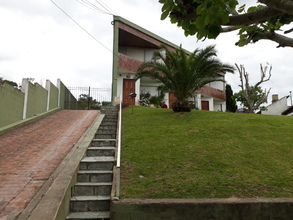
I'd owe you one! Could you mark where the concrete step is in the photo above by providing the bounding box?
[70,196,110,212]
[100,121,117,126]
[95,134,116,139]
[101,111,118,115]
[101,107,118,113]
[102,117,118,122]
[99,125,117,130]
[91,139,116,147]
[77,170,113,183]
[101,108,118,113]
[66,211,110,220]
[101,112,118,116]
[87,147,115,157]
[80,157,115,171]
[96,129,116,135]
[104,114,118,119]
[73,182,112,196]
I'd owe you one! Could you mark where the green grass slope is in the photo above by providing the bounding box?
[120,106,293,199]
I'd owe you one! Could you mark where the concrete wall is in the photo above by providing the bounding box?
[209,76,225,91]
[111,198,293,220]
[46,80,59,110]
[57,79,79,110]
[119,46,155,62]
[262,96,288,115]
[0,82,24,127]
[0,79,79,128]
[23,80,48,119]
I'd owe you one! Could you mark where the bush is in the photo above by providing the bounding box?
[171,101,191,112]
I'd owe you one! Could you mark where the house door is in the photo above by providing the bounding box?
[169,92,177,108]
[123,79,135,105]
[201,101,209,111]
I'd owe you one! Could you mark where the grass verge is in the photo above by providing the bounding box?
[120,106,293,199]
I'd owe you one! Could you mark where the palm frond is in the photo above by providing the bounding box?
[135,44,234,111]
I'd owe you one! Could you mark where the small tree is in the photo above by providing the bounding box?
[78,94,99,110]
[226,84,237,112]
[136,45,235,112]
[0,77,18,87]
[233,63,272,113]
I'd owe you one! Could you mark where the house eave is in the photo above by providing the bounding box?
[282,106,293,115]
[113,16,191,54]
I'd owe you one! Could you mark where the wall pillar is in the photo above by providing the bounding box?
[21,79,29,120]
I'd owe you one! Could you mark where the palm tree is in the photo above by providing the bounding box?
[135,45,235,112]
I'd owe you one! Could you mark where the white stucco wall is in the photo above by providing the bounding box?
[140,86,159,97]
[214,102,226,112]
[262,96,288,115]
[209,80,225,91]
[120,46,156,62]
[117,76,123,99]
[116,73,139,103]
[199,97,214,111]
[145,49,155,62]
[127,48,145,61]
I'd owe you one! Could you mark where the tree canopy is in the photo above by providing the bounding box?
[0,77,18,87]
[226,84,237,112]
[159,0,293,48]
[135,45,235,112]
[233,63,271,113]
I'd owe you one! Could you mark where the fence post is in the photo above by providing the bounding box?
[21,79,29,120]
[46,80,50,111]
[88,86,90,110]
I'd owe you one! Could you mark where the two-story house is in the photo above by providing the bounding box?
[111,16,226,111]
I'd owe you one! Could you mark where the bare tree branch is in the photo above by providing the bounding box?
[235,63,272,113]
[164,1,293,47]
[255,63,272,87]
[170,5,282,26]
[235,64,253,112]
[230,9,239,16]
[259,0,293,15]
[227,7,283,26]
[251,30,293,48]
[222,26,240,32]
[284,28,293,34]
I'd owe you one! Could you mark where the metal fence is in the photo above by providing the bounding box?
[68,87,112,109]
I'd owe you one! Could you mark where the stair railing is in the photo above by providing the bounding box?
[114,95,122,198]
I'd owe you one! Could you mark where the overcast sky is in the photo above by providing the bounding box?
[0,0,292,104]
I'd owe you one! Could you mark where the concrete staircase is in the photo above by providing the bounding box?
[66,107,118,220]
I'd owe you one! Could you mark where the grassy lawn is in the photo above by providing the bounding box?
[120,106,293,199]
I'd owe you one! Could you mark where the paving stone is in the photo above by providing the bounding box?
[0,110,100,219]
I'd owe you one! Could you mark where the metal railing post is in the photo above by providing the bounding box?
[116,95,122,198]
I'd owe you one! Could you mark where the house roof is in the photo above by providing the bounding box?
[282,105,293,115]
[113,16,188,52]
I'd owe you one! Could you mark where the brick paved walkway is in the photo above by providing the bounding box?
[0,110,100,220]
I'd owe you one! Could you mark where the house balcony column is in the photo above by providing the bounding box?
[135,78,141,105]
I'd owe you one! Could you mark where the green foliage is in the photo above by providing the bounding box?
[139,87,167,107]
[233,86,268,112]
[136,45,234,112]
[160,0,237,39]
[171,100,191,112]
[0,77,18,87]
[149,96,162,106]
[121,106,293,198]
[102,101,111,106]
[78,94,100,109]
[225,84,237,112]
[159,0,293,47]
